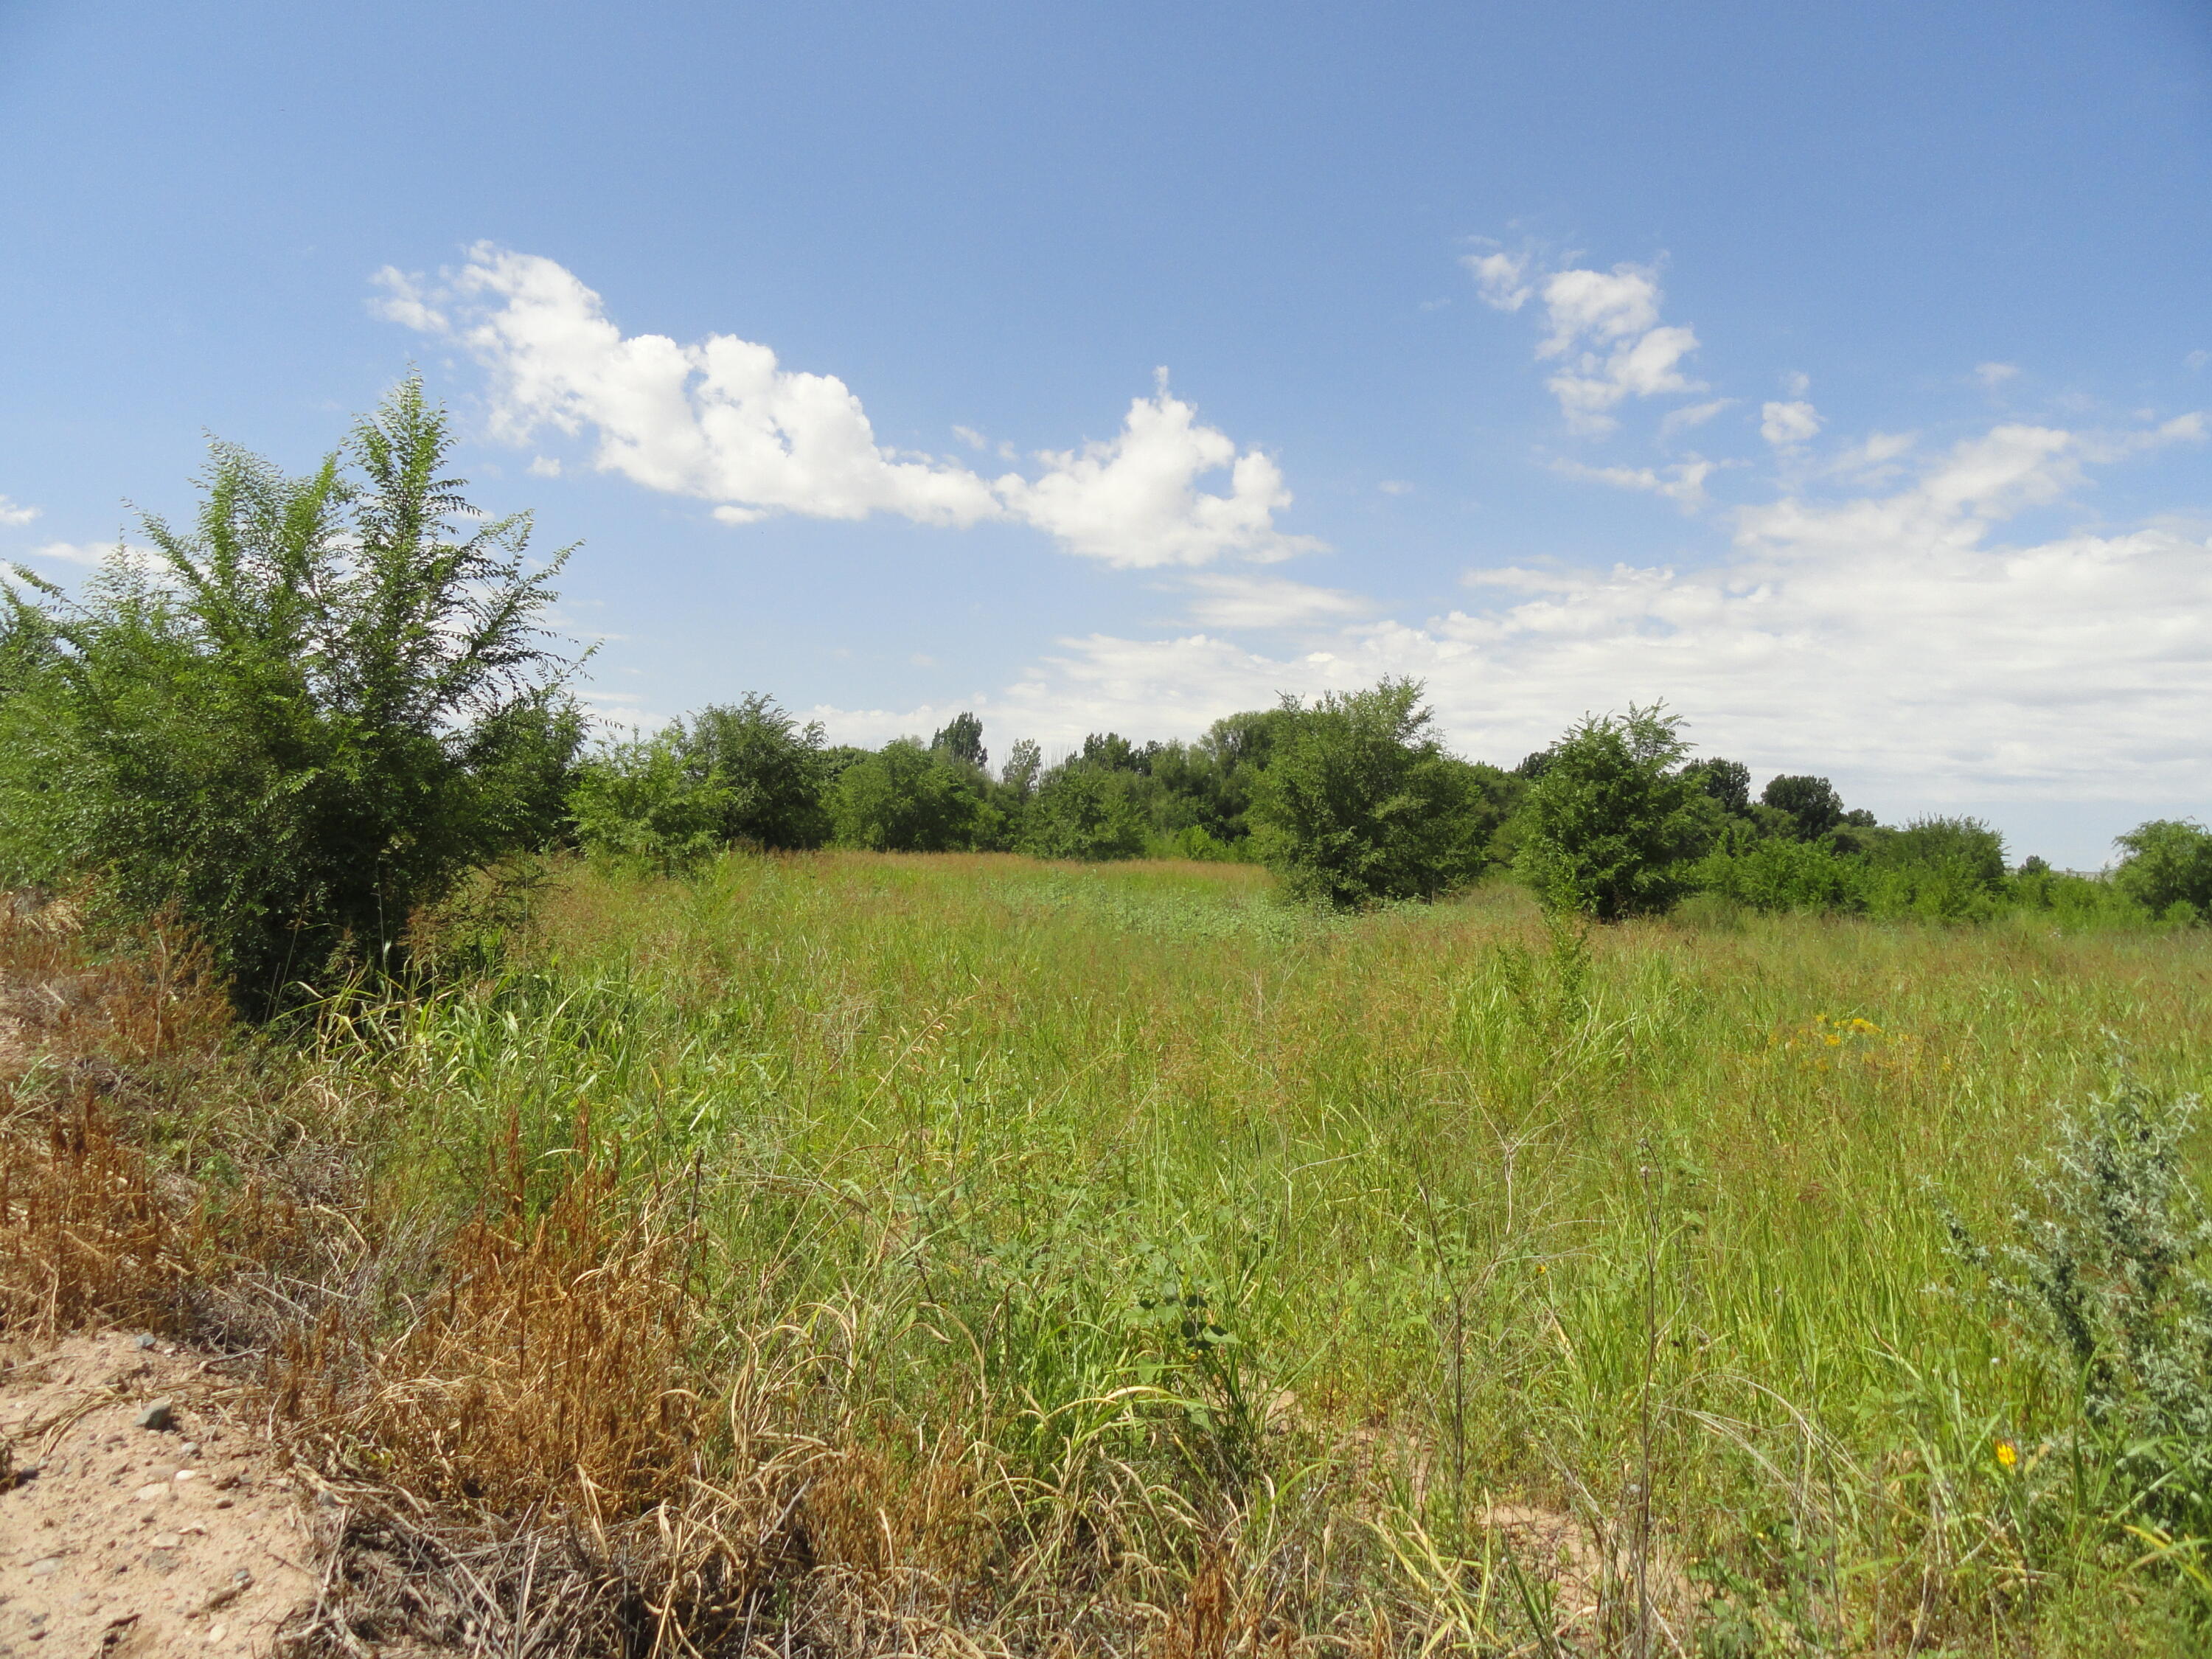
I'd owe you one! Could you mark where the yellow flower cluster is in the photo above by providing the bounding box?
[1766,1012,1920,1077]
[1814,1012,1883,1046]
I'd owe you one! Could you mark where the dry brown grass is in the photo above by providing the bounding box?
[280,1129,706,1516]
[0,1093,198,1338]
[0,896,237,1339]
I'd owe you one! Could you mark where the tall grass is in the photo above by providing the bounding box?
[305,850,2208,1652]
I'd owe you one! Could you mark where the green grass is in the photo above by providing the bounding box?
[334,850,2212,1652]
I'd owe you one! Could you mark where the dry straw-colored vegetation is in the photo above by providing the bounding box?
[5,854,2211,1657]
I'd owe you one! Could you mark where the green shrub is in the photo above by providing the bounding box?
[1248,678,1495,908]
[1514,703,1711,919]
[0,378,572,1015]
[570,733,732,873]
[1863,815,2008,920]
[2114,820,2212,924]
[1695,833,1865,914]
[1020,762,1148,861]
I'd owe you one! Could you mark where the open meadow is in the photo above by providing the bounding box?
[17,849,2187,1655]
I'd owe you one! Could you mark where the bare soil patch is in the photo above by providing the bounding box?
[0,1333,312,1659]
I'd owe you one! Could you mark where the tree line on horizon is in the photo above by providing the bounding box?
[4,380,2207,1018]
[561,685,2209,925]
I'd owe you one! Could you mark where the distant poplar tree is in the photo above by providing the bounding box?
[930,711,987,771]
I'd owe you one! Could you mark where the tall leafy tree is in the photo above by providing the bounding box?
[0,377,574,1014]
[1761,773,1846,841]
[1683,757,1751,815]
[999,738,1043,801]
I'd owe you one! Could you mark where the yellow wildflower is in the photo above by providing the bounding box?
[1994,1439,2018,1469]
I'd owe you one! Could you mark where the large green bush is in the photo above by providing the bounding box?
[1694,832,1864,914]
[679,695,832,849]
[1248,678,1496,908]
[1019,762,1149,861]
[570,732,733,873]
[1514,704,1711,919]
[0,378,574,1015]
[829,739,994,852]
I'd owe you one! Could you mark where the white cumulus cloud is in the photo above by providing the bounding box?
[1473,259,1703,435]
[813,414,2212,814]
[375,248,1313,568]
[0,495,38,528]
[1760,400,1823,447]
[995,372,1320,568]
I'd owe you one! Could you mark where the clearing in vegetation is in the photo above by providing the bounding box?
[6,853,2212,1658]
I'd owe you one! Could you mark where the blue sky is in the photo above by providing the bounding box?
[3,0,2208,866]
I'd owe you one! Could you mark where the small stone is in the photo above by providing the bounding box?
[173,1470,196,1483]
[205,1624,226,1644]
[212,1500,232,1510]
[179,1442,199,1458]
[27,1559,60,1577]
[133,1335,155,1352]
[133,1402,173,1433]
[148,1534,180,1550]
[134,1484,167,1502]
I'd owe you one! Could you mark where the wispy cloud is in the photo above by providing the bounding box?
[16,540,164,574]
[1178,572,1371,629]
[0,495,39,528]
[1551,458,1716,509]
[1658,399,1732,441]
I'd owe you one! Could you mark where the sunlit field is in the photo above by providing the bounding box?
[288,851,2210,1654]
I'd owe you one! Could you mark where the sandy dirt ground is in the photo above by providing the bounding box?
[0,1333,314,1659]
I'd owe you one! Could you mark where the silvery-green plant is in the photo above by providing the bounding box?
[1947,1079,2212,1528]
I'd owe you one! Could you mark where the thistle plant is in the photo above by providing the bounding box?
[1946,1077,2212,1531]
